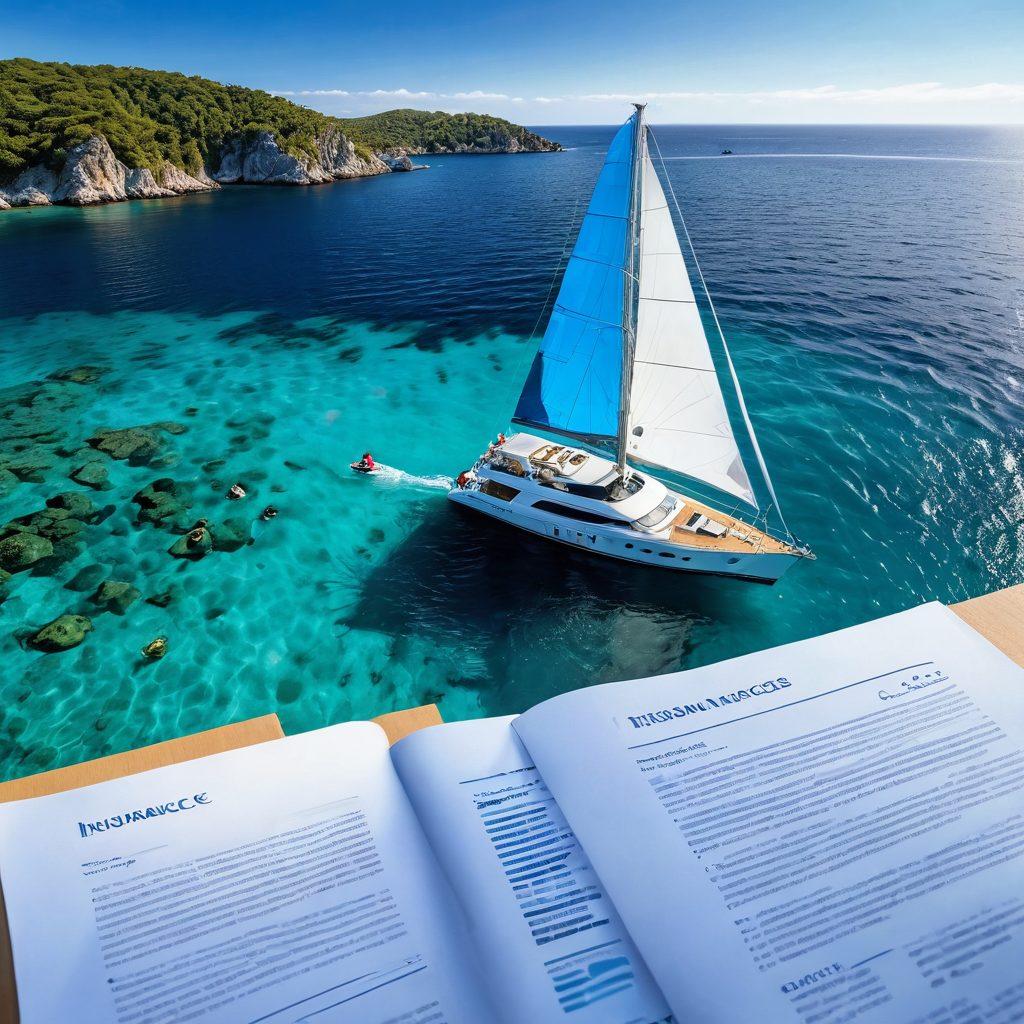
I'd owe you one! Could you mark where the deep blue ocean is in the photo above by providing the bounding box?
[1,124,1022,780]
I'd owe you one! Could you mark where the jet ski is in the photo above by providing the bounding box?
[350,453,378,474]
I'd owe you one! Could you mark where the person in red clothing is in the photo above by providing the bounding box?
[357,451,375,471]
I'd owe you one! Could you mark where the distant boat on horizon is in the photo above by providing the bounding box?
[449,105,813,584]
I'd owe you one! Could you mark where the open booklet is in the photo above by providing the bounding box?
[1,601,1023,1023]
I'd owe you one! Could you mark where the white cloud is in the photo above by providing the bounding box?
[277,81,1024,106]
[364,88,437,99]
[272,80,1024,124]
[450,90,510,101]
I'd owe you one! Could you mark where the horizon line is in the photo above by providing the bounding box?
[520,120,1024,127]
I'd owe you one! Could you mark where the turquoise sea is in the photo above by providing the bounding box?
[1,125,1023,780]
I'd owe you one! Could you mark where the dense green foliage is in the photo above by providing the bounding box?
[337,108,556,153]
[0,59,330,177]
[0,59,555,180]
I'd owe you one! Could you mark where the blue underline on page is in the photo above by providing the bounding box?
[248,965,426,1023]
[627,661,935,750]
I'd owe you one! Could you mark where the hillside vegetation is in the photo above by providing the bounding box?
[0,59,556,180]
[337,108,552,153]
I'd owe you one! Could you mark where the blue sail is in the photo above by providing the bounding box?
[513,115,635,442]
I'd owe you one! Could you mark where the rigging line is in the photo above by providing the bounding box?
[648,126,793,541]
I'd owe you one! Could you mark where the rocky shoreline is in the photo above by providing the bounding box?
[0,127,559,210]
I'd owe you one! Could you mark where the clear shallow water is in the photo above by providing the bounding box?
[0,125,1022,779]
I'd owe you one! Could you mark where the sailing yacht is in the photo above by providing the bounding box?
[449,105,812,583]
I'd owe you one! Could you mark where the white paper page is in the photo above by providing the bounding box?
[0,722,494,1024]
[515,603,1024,1024]
[392,715,670,1024]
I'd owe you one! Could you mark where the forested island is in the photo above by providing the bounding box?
[0,59,560,209]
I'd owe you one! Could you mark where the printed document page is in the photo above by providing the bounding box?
[0,722,494,1024]
[515,603,1024,1024]
[392,715,670,1024]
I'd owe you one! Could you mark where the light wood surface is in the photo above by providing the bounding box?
[0,586,1019,1023]
[668,494,798,555]
[950,583,1024,667]
[373,704,443,744]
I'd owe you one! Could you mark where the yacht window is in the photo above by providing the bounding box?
[635,496,677,529]
[481,479,520,502]
[532,501,619,526]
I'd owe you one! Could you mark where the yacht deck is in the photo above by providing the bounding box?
[668,496,798,555]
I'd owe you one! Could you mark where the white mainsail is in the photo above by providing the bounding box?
[625,150,756,506]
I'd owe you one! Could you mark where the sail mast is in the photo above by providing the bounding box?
[615,103,645,479]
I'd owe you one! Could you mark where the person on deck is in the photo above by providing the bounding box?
[358,452,375,471]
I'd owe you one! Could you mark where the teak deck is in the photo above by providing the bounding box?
[668,494,798,555]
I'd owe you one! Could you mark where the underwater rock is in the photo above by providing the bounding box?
[150,420,188,436]
[48,366,105,385]
[132,478,195,530]
[169,525,213,560]
[142,636,168,659]
[90,580,141,615]
[0,569,11,603]
[3,498,97,551]
[210,516,252,552]
[45,491,97,520]
[55,443,87,458]
[65,563,108,593]
[3,446,57,483]
[31,514,83,542]
[0,379,82,457]
[70,460,110,489]
[87,426,163,465]
[0,468,17,498]
[34,537,85,576]
[0,532,53,573]
[28,614,93,653]
[145,586,179,608]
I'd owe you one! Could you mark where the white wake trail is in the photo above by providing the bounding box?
[367,465,453,490]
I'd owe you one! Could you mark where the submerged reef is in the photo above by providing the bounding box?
[0,364,272,656]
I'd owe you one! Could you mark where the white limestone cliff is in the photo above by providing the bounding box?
[0,137,215,208]
[212,130,388,185]
[0,125,556,210]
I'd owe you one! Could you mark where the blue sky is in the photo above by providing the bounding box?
[6,0,1024,123]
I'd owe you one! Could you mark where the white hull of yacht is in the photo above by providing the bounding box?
[450,489,796,583]
[448,435,805,584]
